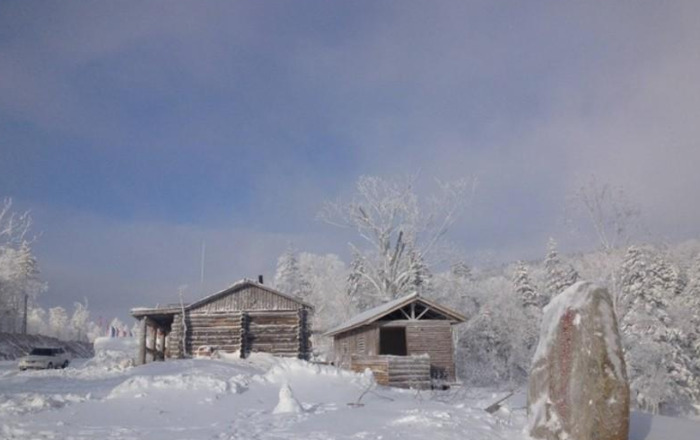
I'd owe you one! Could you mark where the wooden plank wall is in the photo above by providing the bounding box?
[351,355,431,389]
[405,321,455,381]
[194,286,306,313]
[333,326,379,369]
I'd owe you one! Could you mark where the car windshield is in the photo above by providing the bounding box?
[28,348,55,356]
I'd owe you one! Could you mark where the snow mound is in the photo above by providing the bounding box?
[86,337,137,371]
[259,355,372,388]
[109,372,245,398]
[108,361,251,399]
[273,383,304,414]
[0,393,89,416]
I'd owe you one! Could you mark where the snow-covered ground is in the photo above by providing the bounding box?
[0,351,698,440]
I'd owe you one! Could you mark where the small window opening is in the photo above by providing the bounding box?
[379,327,407,355]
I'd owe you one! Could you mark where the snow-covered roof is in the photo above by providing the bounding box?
[130,278,313,317]
[324,292,465,337]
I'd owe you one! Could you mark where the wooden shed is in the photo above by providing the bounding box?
[130,279,313,364]
[325,293,465,388]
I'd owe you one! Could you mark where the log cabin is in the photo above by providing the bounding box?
[130,278,313,364]
[325,293,465,388]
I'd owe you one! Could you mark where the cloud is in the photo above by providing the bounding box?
[2,1,700,317]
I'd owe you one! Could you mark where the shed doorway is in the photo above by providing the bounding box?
[379,327,407,355]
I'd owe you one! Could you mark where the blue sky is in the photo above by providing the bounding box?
[2,1,700,320]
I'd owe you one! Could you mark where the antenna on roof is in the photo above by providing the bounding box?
[200,240,206,295]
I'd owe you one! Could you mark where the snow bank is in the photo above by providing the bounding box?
[108,360,251,400]
[85,337,137,370]
[3,349,699,440]
[0,393,89,416]
[257,354,372,388]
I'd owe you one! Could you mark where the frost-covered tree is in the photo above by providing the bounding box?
[345,251,373,312]
[512,261,543,309]
[297,253,350,331]
[70,300,90,342]
[26,305,48,335]
[450,261,473,281]
[407,249,432,294]
[618,246,697,413]
[48,306,69,340]
[274,245,311,302]
[108,317,130,337]
[319,174,474,305]
[0,199,45,333]
[670,255,700,403]
[567,175,642,253]
[456,276,538,386]
[86,320,103,342]
[544,238,579,298]
[679,256,700,329]
[429,262,479,318]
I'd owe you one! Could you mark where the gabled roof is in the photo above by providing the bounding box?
[324,292,465,337]
[186,278,314,311]
[131,278,313,318]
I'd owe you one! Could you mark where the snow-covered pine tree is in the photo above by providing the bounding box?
[346,251,373,311]
[274,245,310,302]
[543,238,579,298]
[512,261,542,309]
[407,249,431,294]
[449,261,477,312]
[681,255,700,329]
[15,241,45,333]
[617,246,698,413]
[457,275,539,386]
[450,261,473,281]
[673,255,700,402]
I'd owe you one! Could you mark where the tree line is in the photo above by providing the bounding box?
[273,175,700,417]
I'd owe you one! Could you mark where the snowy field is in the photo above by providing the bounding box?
[0,353,698,440]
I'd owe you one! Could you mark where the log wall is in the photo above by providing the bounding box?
[167,309,311,360]
[244,310,310,359]
[168,312,244,358]
[351,354,431,389]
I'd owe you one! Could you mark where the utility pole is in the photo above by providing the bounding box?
[22,293,28,334]
[200,240,206,295]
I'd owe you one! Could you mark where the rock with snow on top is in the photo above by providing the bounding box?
[527,281,629,440]
[273,383,303,414]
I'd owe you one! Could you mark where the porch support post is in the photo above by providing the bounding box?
[138,317,147,365]
[148,322,157,362]
[156,328,165,361]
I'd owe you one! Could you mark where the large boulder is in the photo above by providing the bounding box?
[527,281,629,440]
